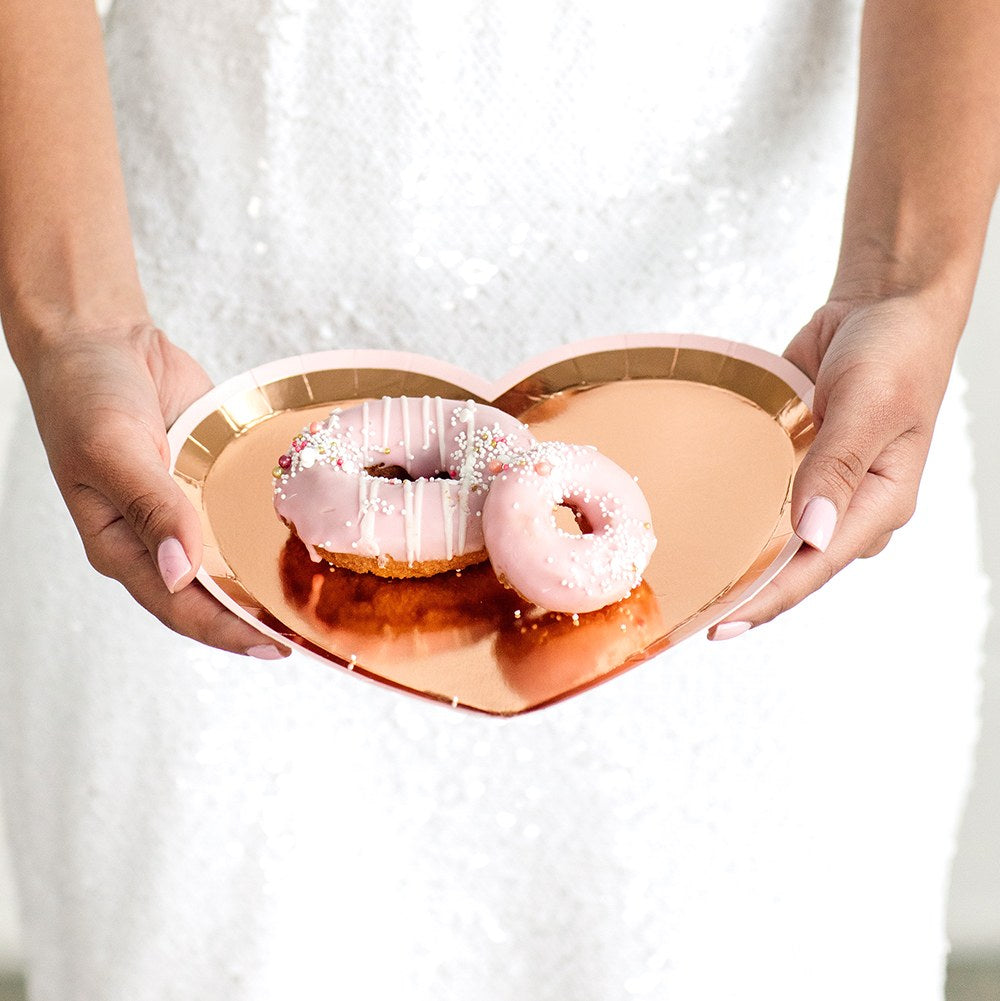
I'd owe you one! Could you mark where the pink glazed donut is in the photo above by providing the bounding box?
[481,441,657,614]
[273,396,536,577]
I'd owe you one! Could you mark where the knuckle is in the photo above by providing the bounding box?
[769,585,795,624]
[767,550,838,623]
[818,446,868,496]
[123,489,168,540]
[157,585,256,655]
[78,520,134,583]
[860,532,893,559]
[869,479,916,533]
[83,541,115,579]
[812,551,838,590]
[748,583,782,627]
[891,493,917,529]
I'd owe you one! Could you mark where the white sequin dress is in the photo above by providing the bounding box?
[0,2,987,999]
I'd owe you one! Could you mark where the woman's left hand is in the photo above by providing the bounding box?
[708,291,960,639]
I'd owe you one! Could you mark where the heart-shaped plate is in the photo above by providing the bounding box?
[168,334,814,715]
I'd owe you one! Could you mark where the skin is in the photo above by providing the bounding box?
[0,0,282,657]
[712,0,1000,635]
[1,0,998,655]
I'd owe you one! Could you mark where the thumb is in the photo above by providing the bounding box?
[79,421,203,594]
[790,382,886,553]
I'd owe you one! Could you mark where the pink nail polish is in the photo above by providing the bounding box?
[709,620,751,641]
[157,537,192,593]
[796,496,837,552]
[247,644,286,660]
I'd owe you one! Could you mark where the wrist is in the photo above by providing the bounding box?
[4,310,156,393]
[828,247,980,341]
[0,237,149,375]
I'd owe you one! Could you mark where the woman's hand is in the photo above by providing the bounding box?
[21,323,290,659]
[1,4,286,657]
[708,292,958,639]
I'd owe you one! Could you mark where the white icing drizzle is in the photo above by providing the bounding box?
[361,400,370,457]
[402,479,416,564]
[414,478,425,562]
[441,489,454,560]
[422,396,432,451]
[456,402,476,554]
[401,395,412,460]
[381,396,392,450]
[435,397,447,469]
[356,474,367,552]
[359,476,381,555]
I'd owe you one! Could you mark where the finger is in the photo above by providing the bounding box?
[85,506,290,658]
[782,306,841,381]
[715,544,837,635]
[707,534,843,641]
[706,473,902,637]
[788,376,913,554]
[859,531,893,559]
[69,413,205,594]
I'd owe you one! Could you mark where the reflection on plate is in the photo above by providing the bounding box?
[167,334,815,715]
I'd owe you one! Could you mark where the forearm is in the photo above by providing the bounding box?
[835,0,1000,322]
[0,0,148,376]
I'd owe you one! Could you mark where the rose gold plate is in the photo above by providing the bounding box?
[168,334,814,716]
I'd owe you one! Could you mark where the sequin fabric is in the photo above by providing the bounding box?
[0,2,987,999]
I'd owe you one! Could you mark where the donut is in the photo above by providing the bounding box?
[272,396,536,577]
[481,441,657,613]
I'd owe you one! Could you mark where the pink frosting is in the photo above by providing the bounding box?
[481,441,657,613]
[273,396,535,565]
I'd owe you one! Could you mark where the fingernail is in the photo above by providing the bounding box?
[708,621,751,641]
[157,537,192,593]
[247,644,287,660]
[796,496,838,552]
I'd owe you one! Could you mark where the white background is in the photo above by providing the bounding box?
[1,221,999,966]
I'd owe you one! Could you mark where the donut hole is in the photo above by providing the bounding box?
[552,502,594,536]
[366,463,412,481]
[365,463,452,482]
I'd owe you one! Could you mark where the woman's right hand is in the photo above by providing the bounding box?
[20,322,290,660]
[1,3,284,657]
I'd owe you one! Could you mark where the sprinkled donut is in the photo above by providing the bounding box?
[481,441,657,614]
[273,396,536,577]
